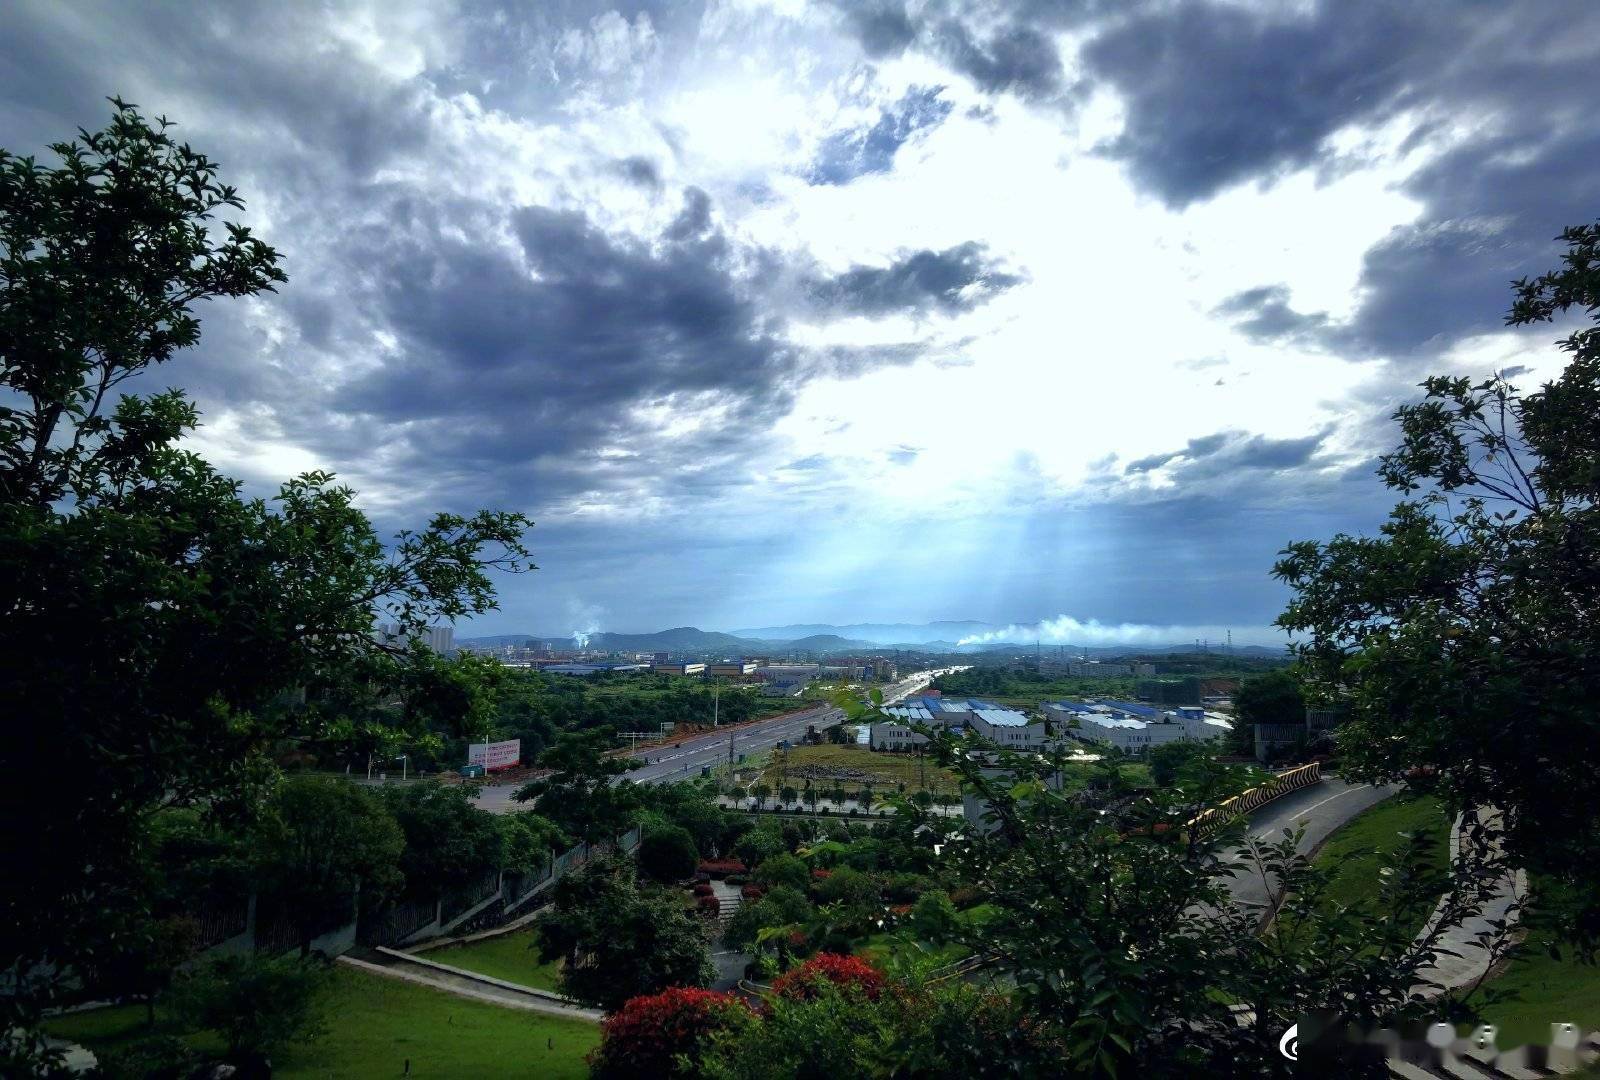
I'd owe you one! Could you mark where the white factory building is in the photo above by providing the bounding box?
[869,697,1048,751]
[1042,700,1232,753]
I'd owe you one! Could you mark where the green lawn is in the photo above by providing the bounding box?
[46,965,598,1079]
[1311,791,1450,937]
[422,928,563,992]
[1468,884,1600,1048]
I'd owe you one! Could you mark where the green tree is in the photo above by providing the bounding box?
[535,855,715,1012]
[516,730,642,844]
[754,853,810,893]
[1276,221,1600,949]
[380,782,506,891]
[638,822,700,883]
[168,953,330,1063]
[915,734,1465,1077]
[1232,670,1305,735]
[254,778,403,955]
[749,783,772,811]
[499,810,566,876]
[1147,741,1207,787]
[734,824,784,869]
[96,915,200,1027]
[0,103,531,1057]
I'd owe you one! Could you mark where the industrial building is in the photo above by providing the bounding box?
[706,660,759,677]
[1043,700,1187,753]
[544,662,650,676]
[652,661,706,676]
[869,698,1045,750]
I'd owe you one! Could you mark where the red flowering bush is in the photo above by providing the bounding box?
[696,894,722,915]
[692,882,714,897]
[697,858,747,878]
[810,868,832,880]
[740,883,764,900]
[590,987,754,1078]
[770,952,885,1002]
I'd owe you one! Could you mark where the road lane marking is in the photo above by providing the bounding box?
[1251,783,1377,838]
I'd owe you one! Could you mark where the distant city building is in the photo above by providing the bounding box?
[374,623,455,653]
[706,661,759,677]
[652,661,706,676]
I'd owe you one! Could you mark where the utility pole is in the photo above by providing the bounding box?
[712,679,720,728]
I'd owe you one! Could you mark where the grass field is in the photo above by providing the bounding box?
[1310,791,1450,939]
[422,928,563,991]
[46,965,598,1078]
[1468,880,1600,1048]
[759,743,960,796]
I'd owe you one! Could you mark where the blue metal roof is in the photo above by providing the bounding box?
[1048,700,1098,713]
[1101,700,1159,718]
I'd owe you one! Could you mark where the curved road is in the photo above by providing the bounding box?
[1221,776,1397,915]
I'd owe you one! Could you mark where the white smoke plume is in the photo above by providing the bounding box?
[567,600,603,650]
[956,615,1252,649]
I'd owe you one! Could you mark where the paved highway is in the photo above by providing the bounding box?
[474,668,955,812]
[1221,776,1396,916]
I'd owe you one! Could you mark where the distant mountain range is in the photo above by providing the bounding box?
[457,622,1285,658]
[730,621,995,645]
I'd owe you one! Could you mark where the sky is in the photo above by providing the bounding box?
[4,1,1597,644]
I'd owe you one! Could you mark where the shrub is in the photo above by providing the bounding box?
[692,882,715,897]
[638,823,699,884]
[698,858,747,878]
[590,987,754,1079]
[770,952,884,1002]
[740,883,764,900]
[697,894,722,915]
[753,854,810,893]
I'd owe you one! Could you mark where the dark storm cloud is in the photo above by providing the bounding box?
[1075,0,1600,356]
[1213,286,1338,348]
[342,194,793,472]
[613,155,662,189]
[809,242,1022,317]
[930,20,1064,101]
[1125,431,1327,477]
[808,86,952,186]
[841,3,918,58]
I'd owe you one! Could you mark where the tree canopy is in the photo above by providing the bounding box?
[0,101,532,1063]
[1276,221,1600,948]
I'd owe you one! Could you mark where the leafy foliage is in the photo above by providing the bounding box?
[638,823,700,884]
[590,987,755,1079]
[0,102,532,1056]
[166,953,330,1059]
[535,855,715,1012]
[516,730,643,844]
[253,778,403,954]
[1276,221,1600,949]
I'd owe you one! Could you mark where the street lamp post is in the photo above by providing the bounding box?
[395,755,409,782]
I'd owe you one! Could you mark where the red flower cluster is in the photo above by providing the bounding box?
[591,987,752,1079]
[770,952,885,1002]
[810,868,832,880]
[740,883,765,900]
[698,858,747,877]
